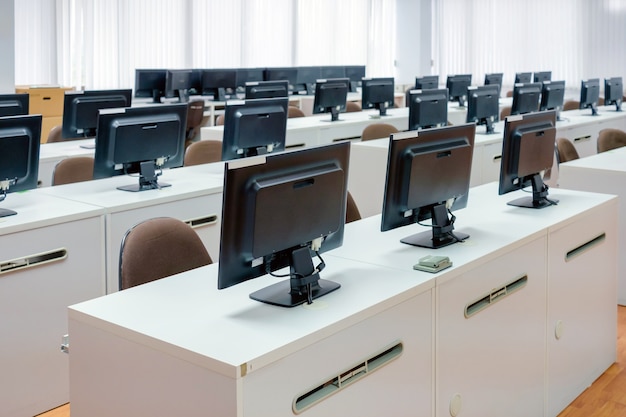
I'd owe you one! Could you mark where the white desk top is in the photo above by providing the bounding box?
[69,255,433,379]
[559,145,626,172]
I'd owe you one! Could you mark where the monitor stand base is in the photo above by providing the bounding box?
[0,208,17,218]
[250,279,340,308]
[401,230,469,249]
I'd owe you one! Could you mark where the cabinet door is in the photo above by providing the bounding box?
[242,291,433,417]
[437,237,547,417]
[546,201,618,416]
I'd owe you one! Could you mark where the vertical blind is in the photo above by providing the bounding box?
[14,0,394,90]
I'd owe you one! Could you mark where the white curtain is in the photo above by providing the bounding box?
[14,0,395,89]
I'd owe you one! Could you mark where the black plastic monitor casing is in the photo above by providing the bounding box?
[539,80,566,119]
[320,66,346,80]
[511,82,542,115]
[0,94,29,117]
[381,124,475,249]
[498,110,557,208]
[407,88,449,130]
[514,72,532,84]
[264,67,299,94]
[604,77,623,112]
[0,114,41,217]
[93,104,187,191]
[466,85,500,134]
[236,68,265,90]
[164,69,193,102]
[244,80,289,100]
[344,65,366,92]
[134,69,167,100]
[221,97,288,161]
[295,66,321,95]
[446,74,472,107]
[312,78,350,122]
[62,89,132,139]
[201,69,238,101]
[217,141,350,307]
[361,77,395,116]
[533,71,552,84]
[415,75,439,90]
[484,73,503,96]
[579,78,601,116]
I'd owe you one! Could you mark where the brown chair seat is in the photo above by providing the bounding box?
[184,140,222,166]
[556,138,580,163]
[361,123,399,141]
[346,191,361,223]
[597,128,626,153]
[52,156,94,186]
[288,106,306,118]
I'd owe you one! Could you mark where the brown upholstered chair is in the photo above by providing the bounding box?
[361,123,399,141]
[345,101,362,113]
[555,138,580,164]
[51,156,94,186]
[562,100,580,111]
[288,106,306,118]
[119,217,213,290]
[500,106,512,121]
[597,128,626,153]
[186,99,205,143]
[505,90,513,98]
[346,191,361,223]
[46,125,66,143]
[215,114,225,126]
[184,140,222,166]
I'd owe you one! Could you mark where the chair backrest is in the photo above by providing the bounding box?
[346,191,361,223]
[597,128,626,153]
[52,156,94,186]
[186,100,205,140]
[500,106,512,121]
[361,122,399,141]
[346,101,362,113]
[215,114,225,126]
[288,106,306,118]
[556,138,580,163]
[563,100,580,111]
[184,140,222,166]
[46,125,64,143]
[119,217,213,290]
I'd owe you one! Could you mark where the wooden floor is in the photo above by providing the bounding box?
[38,306,626,417]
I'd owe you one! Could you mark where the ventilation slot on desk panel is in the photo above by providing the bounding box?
[185,215,218,229]
[292,342,403,414]
[566,233,605,262]
[0,248,68,275]
[465,275,528,318]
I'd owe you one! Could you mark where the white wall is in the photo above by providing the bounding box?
[394,0,432,86]
[0,0,14,92]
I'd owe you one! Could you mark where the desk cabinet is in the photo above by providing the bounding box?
[437,237,547,417]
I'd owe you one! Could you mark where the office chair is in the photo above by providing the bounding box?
[184,140,222,166]
[186,99,205,145]
[215,114,225,126]
[597,128,626,153]
[46,125,64,143]
[555,138,580,164]
[562,100,580,111]
[346,191,361,223]
[288,106,306,118]
[119,217,213,290]
[51,156,94,186]
[500,106,512,121]
[345,101,362,112]
[361,122,399,141]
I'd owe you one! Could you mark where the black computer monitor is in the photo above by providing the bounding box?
[498,110,557,208]
[93,104,187,191]
[61,89,132,139]
[511,82,542,115]
[446,74,472,107]
[344,65,366,92]
[295,66,321,95]
[539,80,565,120]
[484,73,503,96]
[189,69,203,96]
[320,66,346,79]
[0,115,41,217]
[415,75,439,90]
[579,78,600,116]
[407,88,449,130]
[244,80,289,99]
[515,72,532,84]
[217,141,350,307]
[0,94,29,117]
[236,68,265,90]
[361,77,395,116]
[466,85,500,134]
[533,71,552,83]
[201,69,238,101]
[134,69,167,102]
[312,78,349,122]
[604,77,623,112]
[221,97,288,160]
[381,124,475,249]
[264,67,298,94]
[164,69,193,102]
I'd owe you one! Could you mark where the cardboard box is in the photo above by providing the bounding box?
[15,85,73,117]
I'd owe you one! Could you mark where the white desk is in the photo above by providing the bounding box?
[66,184,617,417]
[40,164,225,293]
[0,191,105,417]
[558,146,626,305]
[38,138,96,187]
